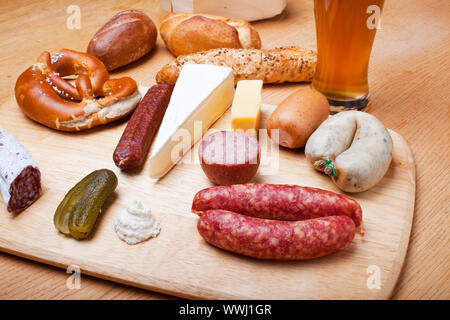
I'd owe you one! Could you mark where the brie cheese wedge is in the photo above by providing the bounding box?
[149,64,235,179]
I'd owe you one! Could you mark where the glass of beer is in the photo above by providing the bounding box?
[313,0,385,112]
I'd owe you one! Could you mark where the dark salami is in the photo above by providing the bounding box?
[192,183,362,227]
[0,128,41,213]
[197,210,355,260]
[113,84,174,170]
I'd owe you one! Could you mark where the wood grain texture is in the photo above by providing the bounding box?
[0,0,448,299]
[0,98,415,299]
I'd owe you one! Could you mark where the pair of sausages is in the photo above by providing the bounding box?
[192,184,362,260]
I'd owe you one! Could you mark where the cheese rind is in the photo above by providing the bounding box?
[231,80,263,136]
[160,0,287,22]
[149,64,235,178]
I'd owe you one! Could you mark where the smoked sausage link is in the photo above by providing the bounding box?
[198,210,356,260]
[192,184,362,227]
[113,84,174,170]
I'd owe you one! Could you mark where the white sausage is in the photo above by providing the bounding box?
[305,111,393,192]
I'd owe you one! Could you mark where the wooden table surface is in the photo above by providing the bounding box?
[0,0,448,300]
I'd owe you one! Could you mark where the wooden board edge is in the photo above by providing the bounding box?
[0,241,206,300]
[383,130,416,299]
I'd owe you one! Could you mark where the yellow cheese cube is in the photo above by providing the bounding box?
[231,80,263,136]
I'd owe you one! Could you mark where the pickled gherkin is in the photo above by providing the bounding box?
[53,169,118,240]
[53,171,98,235]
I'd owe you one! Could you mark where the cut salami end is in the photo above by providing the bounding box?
[7,165,41,213]
[0,128,42,214]
[199,131,260,185]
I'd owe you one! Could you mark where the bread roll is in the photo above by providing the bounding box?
[87,10,157,70]
[156,46,317,85]
[160,12,261,56]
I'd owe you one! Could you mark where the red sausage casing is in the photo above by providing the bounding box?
[192,184,362,227]
[113,84,174,170]
[199,131,260,185]
[198,210,356,260]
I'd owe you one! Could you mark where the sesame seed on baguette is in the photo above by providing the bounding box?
[155,46,317,85]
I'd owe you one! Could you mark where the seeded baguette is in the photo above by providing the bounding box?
[156,46,317,85]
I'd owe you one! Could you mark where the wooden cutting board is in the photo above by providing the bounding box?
[0,96,415,299]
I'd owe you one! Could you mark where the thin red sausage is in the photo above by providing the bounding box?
[192,184,362,227]
[197,210,356,260]
[113,84,174,170]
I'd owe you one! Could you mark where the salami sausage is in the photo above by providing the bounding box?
[192,183,362,227]
[113,84,174,170]
[199,131,260,185]
[197,210,355,260]
[0,128,41,213]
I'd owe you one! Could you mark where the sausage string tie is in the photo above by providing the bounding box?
[323,158,336,177]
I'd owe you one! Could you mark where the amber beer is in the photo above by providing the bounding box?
[313,0,385,111]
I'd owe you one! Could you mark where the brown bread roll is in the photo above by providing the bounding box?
[87,10,157,70]
[160,12,261,56]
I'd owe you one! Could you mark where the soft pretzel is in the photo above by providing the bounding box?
[15,49,141,131]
